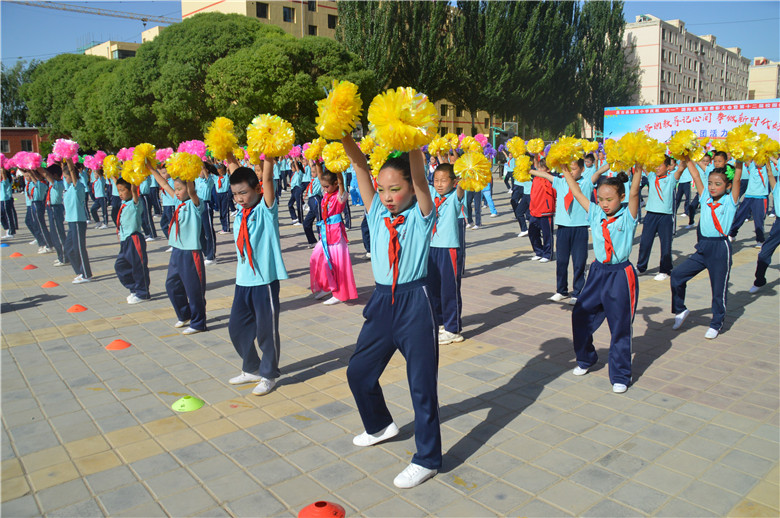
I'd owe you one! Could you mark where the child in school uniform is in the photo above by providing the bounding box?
[224,155,288,396]
[508,154,532,238]
[89,169,109,229]
[342,135,440,489]
[61,158,92,283]
[114,177,150,304]
[562,165,643,394]
[27,170,54,254]
[671,160,744,339]
[428,161,465,345]
[527,157,556,262]
[636,157,686,280]
[302,160,323,247]
[0,167,18,238]
[214,164,232,234]
[309,169,358,305]
[729,159,769,247]
[109,177,122,227]
[288,159,304,225]
[150,164,207,335]
[22,172,42,247]
[530,159,606,304]
[750,163,778,293]
[196,165,217,264]
[159,170,176,242]
[36,165,68,267]
[138,175,159,241]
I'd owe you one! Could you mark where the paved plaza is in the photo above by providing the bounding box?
[1,186,778,517]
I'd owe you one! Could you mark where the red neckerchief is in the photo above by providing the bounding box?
[46,183,53,206]
[707,201,726,235]
[655,174,665,201]
[218,176,223,189]
[26,181,34,199]
[321,190,337,216]
[169,201,186,242]
[384,215,406,304]
[601,215,618,262]
[433,195,446,234]
[236,203,257,273]
[564,189,574,213]
[116,202,126,237]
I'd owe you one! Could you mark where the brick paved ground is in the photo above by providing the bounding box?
[2,186,778,517]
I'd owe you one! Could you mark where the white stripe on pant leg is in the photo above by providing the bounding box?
[719,241,731,330]
[35,206,50,247]
[269,284,280,373]
[77,223,88,277]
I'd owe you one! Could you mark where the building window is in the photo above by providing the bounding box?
[440,127,447,137]
[112,49,135,59]
[456,107,464,117]
[283,6,295,23]
[308,0,317,11]
[0,140,8,153]
[328,14,337,29]
[455,127,463,135]
[308,25,317,36]
[484,117,489,128]
[440,104,448,117]
[256,2,268,18]
[21,140,33,152]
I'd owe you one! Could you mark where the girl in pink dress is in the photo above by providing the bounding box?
[310,170,358,305]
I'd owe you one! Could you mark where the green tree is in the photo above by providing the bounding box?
[1,60,38,127]
[577,0,640,135]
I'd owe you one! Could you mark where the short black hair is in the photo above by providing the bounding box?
[116,177,131,188]
[46,164,62,179]
[576,158,585,169]
[204,163,217,176]
[320,170,339,185]
[434,163,456,180]
[584,153,595,162]
[229,167,259,188]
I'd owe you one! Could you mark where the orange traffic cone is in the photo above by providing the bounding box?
[23,264,37,270]
[67,304,87,313]
[9,252,23,258]
[298,501,345,518]
[41,281,59,288]
[105,339,131,351]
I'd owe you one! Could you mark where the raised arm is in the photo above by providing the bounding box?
[529,168,555,182]
[262,157,274,208]
[561,165,590,212]
[673,160,686,181]
[147,161,175,198]
[730,161,743,204]
[187,180,199,207]
[627,165,643,219]
[342,135,375,213]
[410,148,432,217]
[591,162,610,184]
[225,151,240,174]
[62,158,78,185]
[768,163,777,190]
[686,160,705,195]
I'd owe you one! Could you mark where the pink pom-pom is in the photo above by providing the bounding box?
[177,140,207,160]
[83,155,94,170]
[474,133,488,146]
[46,154,61,167]
[5,157,16,169]
[52,138,79,160]
[0,154,6,169]
[289,145,302,158]
[243,149,250,161]
[14,151,42,170]
[117,147,135,161]
[94,150,107,164]
[156,147,173,163]
[458,134,466,142]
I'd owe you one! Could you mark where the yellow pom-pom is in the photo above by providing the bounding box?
[232,146,245,161]
[582,140,600,154]
[667,129,706,161]
[506,137,526,158]
[166,152,202,182]
[604,138,616,155]
[368,145,392,178]
[103,155,119,179]
[635,133,667,170]
[443,133,459,150]
[247,147,262,165]
[304,137,326,161]
[247,114,296,157]
[454,152,491,192]
[754,134,780,166]
[427,136,449,156]
[546,136,584,171]
[120,159,140,185]
[367,87,438,152]
[513,155,532,182]
[359,135,376,154]
[131,143,155,182]
[725,123,760,161]
[527,138,545,155]
[322,142,351,173]
[204,117,238,160]
[711,140,728,152]
[460,136,482,154]
[315,80,363,140]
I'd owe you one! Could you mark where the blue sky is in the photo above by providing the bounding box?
[1,1,778,65]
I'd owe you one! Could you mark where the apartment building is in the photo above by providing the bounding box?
[748,57,780,100]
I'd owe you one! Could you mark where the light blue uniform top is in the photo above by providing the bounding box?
[215,175,230,193]
[309,176,322,196]
[48,180,64,205]
[588,204,638,264]
[110,178,119,197]
[429,186,462,249]
[1,179,12,202]
[78,170,90,188]
[506,158,515,172]
[273,163,281,180]
[92,174,106,198]
[744,164,769,198]
[678,166,692,183]
[644,172,677,214]
[63,182,87,222]
[699,191,737,238]
[304,165,312,181]
[24,179,33,206]
[195,176,213,201]
[368,193,434,285]
[584,164,597,179]
[741,160,752,180]
[553,176,592,226]
[118,200,142,241]
[32,180,48,202]
[773,181,780,207]
[290,170,302,190]
[161,178,177,207]
[138,175,152,196]
[168,199,204,250]
[233,200,288,286]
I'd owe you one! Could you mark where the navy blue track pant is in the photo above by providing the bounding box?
[1,199,18,234]
[140,194,157,238]
[303,195,322,245]
[25,205,42,244]
[31,200,53,248]
[427,247,463,333]
[90,197,108,225]
[160,206,174,239]
[110,195,122,226]
[674,182,691,215]
[215,192,231,232]
[166,248,207,330]
[637,212,674,274]
[755,218,780,287]
[65,222,91,278]
[47,204,67,263]
[671,236,731,331]
[573,260,638,386]
[730,197,767,243]
[555,226,588,297]
[347,279,441,470]
[361,216,370,253]
[149,186,161,215]
[199,201,216,260]
[510,185,529,232]
[287,186,303,223]
[228,282,281,380]
[528,215,553,260]
[115,232,150,298]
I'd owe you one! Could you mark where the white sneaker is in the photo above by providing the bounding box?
[672,309,690,330]
[72,274,83,283]
[539,257,550,263]
[165,247,173,252]
[439,330,464,345]
[471,225,480,230]
[572,366,589,376]
[174,320,190,328]
[293,222,302,226]
[218,230,230,235]
[127,293,134,302]
[204,259,216,265]
[438,325,444,333]
[754,243,763,249]
[323,296,341,305]
[353,422,399,447]
[531,256,541,261]
[29,240,38,245]
[291,219,298,224]
[229,372,262,385]
[518,230,528,237]
[93,224,101,230]
[654,273,669,281]
[182,327,202,335]
[364,252,371,259]
[252,377,276,395]
[465,223,473,229]
[749,285,761,294]
[98,224,108,230]
[230,210,238,218]
[612,383,628,394]
[38,246,51,254]
[72,276,91,284]
[145,236,154,242]
[549,293,567,302]
[567,297,578,305]
[52,259,66,266]
[393,463,437,489]
[490,213,498,218]
[314,290,331,300]
[127,294,144,304]
[770,213,776,218]
[704,328,719,339]
[685,224,696,229]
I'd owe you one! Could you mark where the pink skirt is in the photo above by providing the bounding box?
[310,236,358,301]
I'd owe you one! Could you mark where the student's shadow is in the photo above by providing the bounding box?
[460,286,554,340]
[631,305,680,381]
[2,294,67,313]
[721,276,780,333]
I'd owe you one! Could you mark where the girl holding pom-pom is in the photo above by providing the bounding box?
[671,160,743,340]
[341,135,440,489]
[309,169,358,305]
[560,162,643,394]
[0,166,18,238]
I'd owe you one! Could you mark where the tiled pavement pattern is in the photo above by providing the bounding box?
[2,187,778,517]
